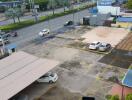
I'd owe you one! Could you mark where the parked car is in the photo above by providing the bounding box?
[98,43,111,52]
[37,72,58,83]
[64,21,74,26]
[88,41,101,50]
[9,31,18,37]
[38,29,50,36]
[0,35,9,46]
[0,32,10,38]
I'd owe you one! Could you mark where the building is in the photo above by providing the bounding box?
[97,0,121,16]
[0,1,22,8]
[116,17,132,28]
[83,13,111,26]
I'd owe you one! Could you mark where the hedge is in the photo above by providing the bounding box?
[126,94,132,100]
[0,3,95,31]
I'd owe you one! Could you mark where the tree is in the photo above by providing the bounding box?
[48,0,58,15]
[34,0,49,11]
[63,0,71,12]
[126,0,132,9]
[5,8,23,23]
[5,8,16,23]
[15,8,23,23]
[126,94,132,100]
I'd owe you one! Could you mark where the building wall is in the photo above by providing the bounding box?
[97,6,120,16]
[116,22,132,28]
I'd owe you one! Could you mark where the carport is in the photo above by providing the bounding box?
[0,51,59,100]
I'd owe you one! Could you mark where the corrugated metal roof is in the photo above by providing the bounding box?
[0,51,59,100]
[122,69,132,88]
[116,17,132,22]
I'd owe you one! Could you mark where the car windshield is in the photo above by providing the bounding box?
[90,43,95,45]
[100,45,105,47]
[41,73,55,78]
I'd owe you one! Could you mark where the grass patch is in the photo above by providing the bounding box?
[129,65,132,69]
[0,3,95,31]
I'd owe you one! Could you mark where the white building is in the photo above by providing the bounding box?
[97,0,121,16]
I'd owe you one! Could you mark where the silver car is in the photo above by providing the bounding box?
[98,43,111,51]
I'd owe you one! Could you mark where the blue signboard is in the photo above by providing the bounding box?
[98,0,113,6]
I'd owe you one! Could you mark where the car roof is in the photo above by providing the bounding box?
[101,42,108,46]
[92,41,100,44]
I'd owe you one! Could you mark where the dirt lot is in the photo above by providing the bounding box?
[17,26,129,100]
[81,26,129,47]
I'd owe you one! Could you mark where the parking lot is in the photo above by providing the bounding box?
[8,25,128,100]
[81,26,129,47]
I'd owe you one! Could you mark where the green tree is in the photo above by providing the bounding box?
[5,8,16,23]
[126,94,132,100]
[5,8,23,23]
[126,0,132,9]
[34,0,48,11]
[15,8,23,23]
[63,0,71,12]
[48,0,57,15]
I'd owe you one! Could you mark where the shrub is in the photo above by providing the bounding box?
[126,94,132,100]
[105,95,112,100]
[129,66,132,69]
[110,95,119,100]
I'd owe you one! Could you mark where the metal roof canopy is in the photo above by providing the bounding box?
[116,17,132,22]
[0,51,59,100]
[122,69,132,88]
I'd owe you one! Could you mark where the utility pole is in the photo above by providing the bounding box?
[0,31,5,55]
[30,0,38,22]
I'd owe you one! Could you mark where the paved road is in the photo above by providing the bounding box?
[8,9,90,49]
[0,1,93,26]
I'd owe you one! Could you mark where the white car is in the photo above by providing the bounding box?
[88,41,101,50]
[37,72,58,83]
[38,29,50,36]
[98,43,111,52]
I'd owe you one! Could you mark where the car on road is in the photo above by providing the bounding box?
[0,35,9,46]
[8,31,18,37]
[0,32,10,38]
[64,21,74,26]
[38,29,50,36]
[88,41,101,50]
[98,43,111,52]
[37,72,58,83]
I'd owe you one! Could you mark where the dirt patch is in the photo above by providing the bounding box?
[59,60,81,70]
[39,85,82,100]
[68,41,87,49]
[50,47,79,61]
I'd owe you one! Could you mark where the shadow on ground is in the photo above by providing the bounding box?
[99,49,132,69]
